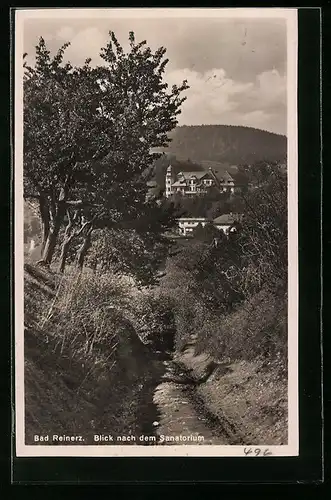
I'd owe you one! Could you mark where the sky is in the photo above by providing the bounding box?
[23,15,288,135]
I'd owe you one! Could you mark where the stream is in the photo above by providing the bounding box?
[137,355,229,446]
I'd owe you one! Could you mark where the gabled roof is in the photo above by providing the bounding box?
[213,170,234,182]
[172,180,187,187]
[213,213,241,225]
[178,171,210,180]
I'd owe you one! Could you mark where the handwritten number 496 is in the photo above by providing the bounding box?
[244,448,272,457]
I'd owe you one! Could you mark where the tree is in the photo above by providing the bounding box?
[24,40,109,264]
[192,222,220,243]
[23,32,189,267]
[94,196,178,284]
[236,162,287,296]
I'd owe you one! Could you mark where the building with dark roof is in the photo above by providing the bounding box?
[213,213,241,233]
[165,164,238,198]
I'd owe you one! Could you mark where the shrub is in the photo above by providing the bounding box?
[24,264,157,444]
[190,288,287,370]
[129,289,176,352]
[40,267,132,368]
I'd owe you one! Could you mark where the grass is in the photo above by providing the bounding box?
[193,288,287,371]
[24,262,159,445]
[159,244,288,445]
[196,358,288,445]
[23,242,288,446]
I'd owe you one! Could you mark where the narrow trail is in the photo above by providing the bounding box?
[139,357,230,446]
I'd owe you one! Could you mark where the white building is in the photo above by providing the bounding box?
[177,213,240,237]
[177,218,209,236]
[165,164,237,198]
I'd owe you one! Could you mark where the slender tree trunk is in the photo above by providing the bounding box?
[39,195,50,254]
[58,212,73,273]
[58,218,77,273]
[40,202,65,264]
[41,220,50,254]
[59,239,71,273]
[76,229,93,270]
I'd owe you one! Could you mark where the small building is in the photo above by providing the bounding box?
[213,213,241,233]
[177,217,209,236]
[176,213,242,237]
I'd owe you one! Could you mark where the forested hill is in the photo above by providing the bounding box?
[157,125,287,165]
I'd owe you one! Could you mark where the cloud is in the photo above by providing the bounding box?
[256,69,287,108]
[165,67,286,134]
[241,110,272,128]
[23,19,287,134]
[55,26,75,40]
[59,27,108,65]
[166,68,252,114]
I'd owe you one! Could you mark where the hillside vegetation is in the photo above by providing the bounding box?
[24,161,288,446]
[158,162,288,444]
[24,262,174,444]
[157,124,287,164]
[152,125,286,191]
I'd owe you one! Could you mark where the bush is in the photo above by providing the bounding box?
[195,289,287,365]
[129,289,176,352]
[169,286,287,372]
[40,267,131,367]
[24,264,158,444]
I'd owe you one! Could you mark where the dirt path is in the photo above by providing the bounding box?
[151,360,229,445]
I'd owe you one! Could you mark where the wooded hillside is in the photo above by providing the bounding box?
[162,124,287,164]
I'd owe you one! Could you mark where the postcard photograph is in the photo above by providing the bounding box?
[14,7,298,457]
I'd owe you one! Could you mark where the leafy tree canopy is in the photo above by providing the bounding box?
[23,32,189,266]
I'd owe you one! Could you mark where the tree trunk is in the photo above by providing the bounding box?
[39,195,50,254]
[58,221,76,273]
[59,239,71,273]
[76,229,92,270]
[40,203,65,264]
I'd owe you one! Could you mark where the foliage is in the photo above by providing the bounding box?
[236,162,287,296]
[83,197,178,285]
[162,162,288,365]
[24,263,160,445]
[129,289,176,351]
[192,222,221,243]
[84,227,168,287]
[156,124,287,166]
[23,32,189,266]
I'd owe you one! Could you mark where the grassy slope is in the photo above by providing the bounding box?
[174,346,287,445]
[24,253,288,446]
[24,262,159,445]
[160,244,288,446]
